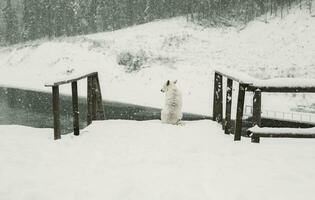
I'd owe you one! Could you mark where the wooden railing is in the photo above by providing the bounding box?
[213,70,253,141]
[45,72,105,140]
[212,68,315,143]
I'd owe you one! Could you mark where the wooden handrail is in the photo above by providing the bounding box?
[212,68,315,143]
[247,126,315,143]
[214,69,254,85]
[215,69,315,92]
[45,72,98,87]
[45,72,105,140]
[212,71,248,141]
[248,86,315,93]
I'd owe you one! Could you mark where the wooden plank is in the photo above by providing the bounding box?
[87,76,93,125]
[52,86,61,140]
[252,89,261,143]
[91,76,97,120]
[224,78,233,134]
[248,86,315,93]
[250,132,315,143]
[215,70,315,93]
[215,70,253,85]
[234,83,246,141]
[93,73,105,120]
[72,81,80,136]
[212,73,218,121]
[217,74,223,124]
[45,71,106,140]
[213,73,223,123]
[45,72,98,87]
[252,133,315,138]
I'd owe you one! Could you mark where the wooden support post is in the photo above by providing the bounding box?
[252,89,261,143]
[93,73,105,120]
[72,81,80,136]
[212,73,223,123]
[224,78,233,134]
[234,84,246,141]
[52,86,61,140]
[87,74,105,124]
[217,74,223,124]
[251,135,260,143]
[46,72,105,140]
[91,76,97,120]
[87,76,93,125]
[212,73,218,121]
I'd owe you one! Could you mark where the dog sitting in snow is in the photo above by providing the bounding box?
[160,80,183,125]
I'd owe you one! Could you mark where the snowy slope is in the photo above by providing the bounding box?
[1,121,315,200]
[0,7,314,115]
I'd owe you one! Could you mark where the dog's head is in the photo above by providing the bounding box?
[161,80,177,93]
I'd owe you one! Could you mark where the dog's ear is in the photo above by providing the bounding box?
[166,80,170,86]
[173,80,177,84]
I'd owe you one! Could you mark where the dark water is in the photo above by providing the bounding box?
[0,87,210,134]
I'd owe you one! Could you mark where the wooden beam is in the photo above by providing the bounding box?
[52,86,61,140]
[212,73,218,121]
[45,72,98,87]
[224,78,233,134]
[234,84,246,141]
[252,89,261,143]
[213,73,223,123]
[91,76,97,120]
[93,73,105,120]
[72,81,80,136]
[217,74,223,124]
[252,133,315,138]
[45,71,106,140]
[214,70,253,85]
[249,132,315,143]
[248,86,315,93]
[87,76,93,125]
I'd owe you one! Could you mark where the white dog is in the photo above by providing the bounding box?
[160,80,183,125]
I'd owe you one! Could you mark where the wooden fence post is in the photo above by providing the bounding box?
[91,76,97,120]
[212,73,223,123]
[252,89,261,143]
[72,81,80,136]
[217,74,223,124]
[87,76,93,125]
[224,78,233,134]
[87,73,105,124]
[212,73,218,121]
[234,83,246,141]
[46,72,105,140]
[52,86,61,140]
[93,73,105,120]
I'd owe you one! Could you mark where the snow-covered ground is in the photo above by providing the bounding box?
[0,7,314,115]
[1,120,315,200]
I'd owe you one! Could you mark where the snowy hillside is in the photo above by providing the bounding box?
[0,7,314,115]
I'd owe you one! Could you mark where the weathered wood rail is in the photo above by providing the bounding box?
[247,127,315,142]
[213,70,252,141]
[212,69,315,143]
[45,72,105,140]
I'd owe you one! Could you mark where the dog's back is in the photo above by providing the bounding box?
[161,80,182,124]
